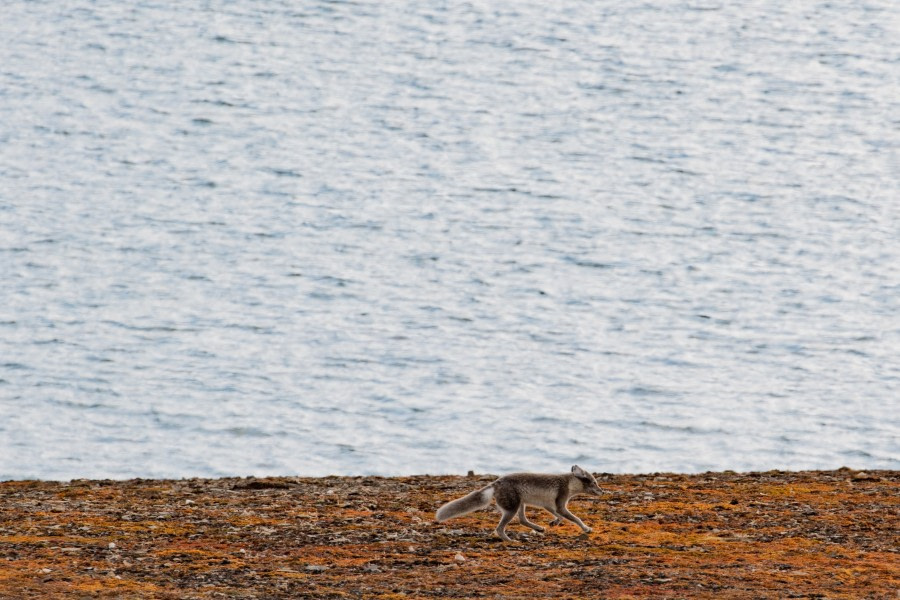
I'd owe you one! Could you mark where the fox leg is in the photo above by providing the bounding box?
[545,506,564,526]
[516,505,544,532]
[554,503,592,533]
[494,507,516,541]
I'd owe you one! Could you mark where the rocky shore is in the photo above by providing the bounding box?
[1,469,896,598]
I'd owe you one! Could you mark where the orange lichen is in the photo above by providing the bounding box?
[0,470,897,598]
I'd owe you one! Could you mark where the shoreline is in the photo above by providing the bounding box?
[1,469,897,598]
[3,464,897,484]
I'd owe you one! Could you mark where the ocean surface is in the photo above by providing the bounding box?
[2,1,898,480]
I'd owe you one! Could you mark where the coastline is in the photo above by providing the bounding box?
[1,469,896,598]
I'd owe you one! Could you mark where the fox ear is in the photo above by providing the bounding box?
[571,465,584,476]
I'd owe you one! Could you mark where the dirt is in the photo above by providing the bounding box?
[0,469,897,598]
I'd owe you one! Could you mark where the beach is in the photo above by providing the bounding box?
[1,469,896,598]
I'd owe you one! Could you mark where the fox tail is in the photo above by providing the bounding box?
[435,485,494,522]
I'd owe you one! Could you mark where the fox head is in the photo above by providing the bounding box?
[572,465,603,496]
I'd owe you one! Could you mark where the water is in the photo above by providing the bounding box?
[1,1,898,480]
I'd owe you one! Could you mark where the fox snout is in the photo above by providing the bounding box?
[572,465,604,497]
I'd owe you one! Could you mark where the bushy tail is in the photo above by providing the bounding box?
[435,485,494,522]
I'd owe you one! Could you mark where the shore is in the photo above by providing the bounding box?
[0,469,896,598]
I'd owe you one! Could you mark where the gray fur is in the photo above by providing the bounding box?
[435,485,494,522]
[434,465,603,541]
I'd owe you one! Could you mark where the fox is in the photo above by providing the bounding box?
[435,465,603,541]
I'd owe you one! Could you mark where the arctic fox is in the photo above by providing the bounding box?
[435,465,603,541]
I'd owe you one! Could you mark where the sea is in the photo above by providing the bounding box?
[1,0,898,480]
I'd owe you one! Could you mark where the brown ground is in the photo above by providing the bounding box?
[0,469,896,599]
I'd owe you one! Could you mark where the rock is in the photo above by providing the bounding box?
[0,470,896,598]
[233,479,292,490]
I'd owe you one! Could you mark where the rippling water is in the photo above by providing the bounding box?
[2,1,898,480]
